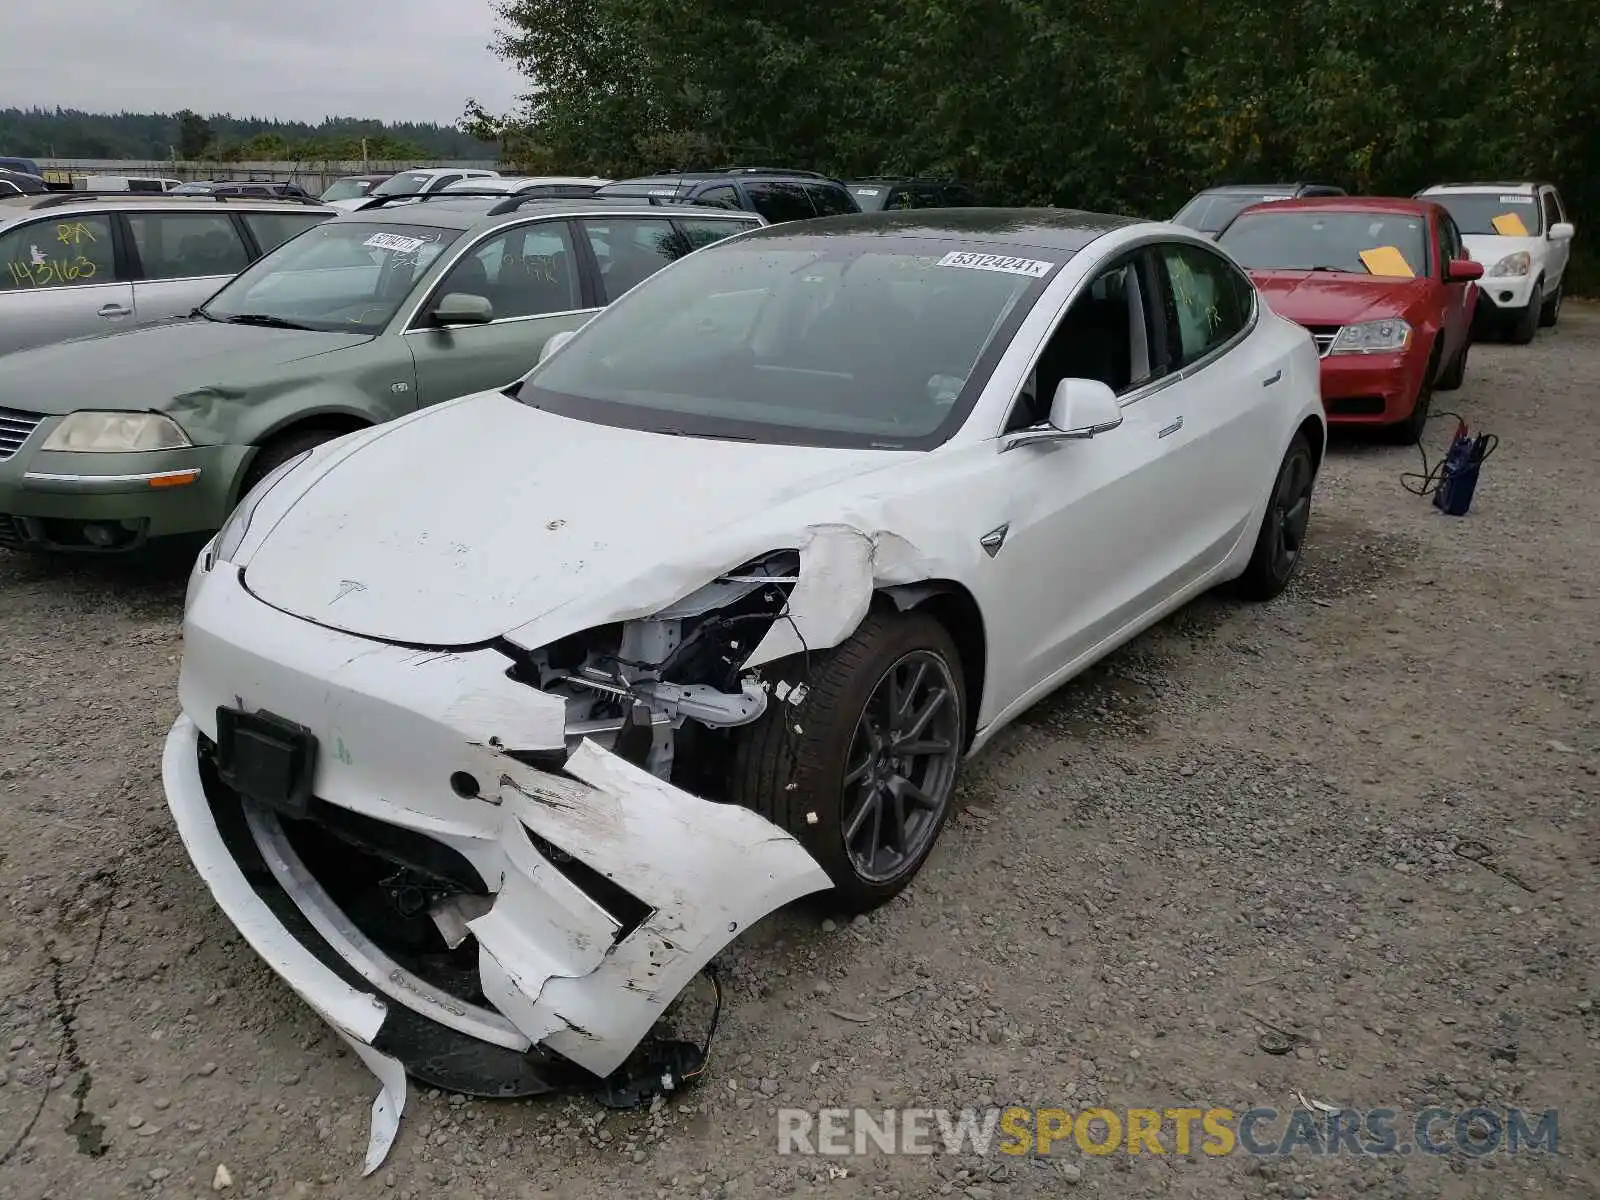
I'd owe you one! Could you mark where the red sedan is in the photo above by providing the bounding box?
[1217,197,1483,441]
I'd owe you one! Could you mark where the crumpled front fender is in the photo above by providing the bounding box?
[482,740,831,1076]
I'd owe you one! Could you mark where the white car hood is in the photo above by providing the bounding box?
[243,391,915,647]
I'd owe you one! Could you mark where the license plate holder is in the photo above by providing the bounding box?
[214,707,318,819]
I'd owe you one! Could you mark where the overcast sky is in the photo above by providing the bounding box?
[0,0,524,124]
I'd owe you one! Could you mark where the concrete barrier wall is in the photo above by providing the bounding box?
[34,159,503,193]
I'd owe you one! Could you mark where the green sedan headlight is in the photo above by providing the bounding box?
[42,411,192,453]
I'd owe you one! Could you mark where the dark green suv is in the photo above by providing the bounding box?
[0,194,760,554]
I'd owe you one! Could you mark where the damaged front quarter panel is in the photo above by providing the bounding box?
[477,741,831,1076]
[168,517,944,1177]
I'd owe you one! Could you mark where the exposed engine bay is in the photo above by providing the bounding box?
[510,549,803,790]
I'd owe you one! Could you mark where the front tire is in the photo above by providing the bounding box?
[1234,431,1315,602]
[1436,338,1468,391]
[237,427,350,500]
[1509,282,1542,344]
[731,610,965,912]
[1539,284,1562,328]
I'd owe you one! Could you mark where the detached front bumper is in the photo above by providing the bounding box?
[165,565,830,1173]
[1318,350,1427,426]
[0,437,251,552]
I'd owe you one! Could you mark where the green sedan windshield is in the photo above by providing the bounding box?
[201,221,462,334]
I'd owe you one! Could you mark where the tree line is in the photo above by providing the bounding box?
[470,0,1598,289]
[0,108,496,164]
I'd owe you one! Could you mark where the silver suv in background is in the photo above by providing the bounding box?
[0,192,336,357]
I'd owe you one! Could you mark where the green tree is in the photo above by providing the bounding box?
[176,109,212,159]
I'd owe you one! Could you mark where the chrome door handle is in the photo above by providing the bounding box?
[1261,370,1282,387]
[98,303,132,318]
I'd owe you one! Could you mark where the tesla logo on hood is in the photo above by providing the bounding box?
[330,579,367,605]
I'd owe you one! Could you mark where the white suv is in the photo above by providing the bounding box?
[325,167,500,212]
[1416,181,1575,343]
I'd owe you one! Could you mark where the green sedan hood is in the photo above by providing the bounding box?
[0,320,373,418]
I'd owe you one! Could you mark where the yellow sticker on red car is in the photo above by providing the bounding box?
[1491,212,1530,237]
[1358,246,1414,277]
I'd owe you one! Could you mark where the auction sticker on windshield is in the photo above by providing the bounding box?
[936,251,1054,277]
[363,233,429,254]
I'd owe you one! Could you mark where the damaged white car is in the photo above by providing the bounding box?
[163,208,1325,1171]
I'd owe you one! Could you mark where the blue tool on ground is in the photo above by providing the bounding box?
[1402,412,1497,516]
[1433,422,1497,516]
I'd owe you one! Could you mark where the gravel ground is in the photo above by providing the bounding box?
[1,310,1597,1200]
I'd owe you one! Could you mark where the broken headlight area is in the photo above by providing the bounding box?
[502,549,804,794]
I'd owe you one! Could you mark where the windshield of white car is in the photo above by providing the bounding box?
[371,173,439,197]
[1428,192,1543,236]
[1219,210,1429,278]
[321,178,378,202]
[1175,191,1293,232]
[518,237,1059,450]
[200,221,461,334]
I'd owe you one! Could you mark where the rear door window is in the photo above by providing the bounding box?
[691,185,742,211]
[1154,242,1253,368]
[128,213,252,280]
[672,217,755,253]
[242,211,333,255]
[805,184,858,216]
[0,214,117,290]
[582,217,700,301]
[742,182,817,223]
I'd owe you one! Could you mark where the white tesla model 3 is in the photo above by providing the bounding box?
[163,208,1324,1169]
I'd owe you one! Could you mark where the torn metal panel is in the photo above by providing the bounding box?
[490,740,832,1076]
[338,1033,407,1177]
[243,803,530,1051]
[741,525,876,669]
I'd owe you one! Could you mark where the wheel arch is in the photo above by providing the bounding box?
[876,580,987,749]
[229,411,375,508]
[1297,414,1326,472]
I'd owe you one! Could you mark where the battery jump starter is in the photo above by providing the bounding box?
[1403,413,1498,516]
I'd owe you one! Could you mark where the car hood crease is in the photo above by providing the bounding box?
[0,322,371,417]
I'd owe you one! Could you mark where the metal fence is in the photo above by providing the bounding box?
[31,159,503,194]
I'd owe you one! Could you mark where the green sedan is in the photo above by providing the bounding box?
[0,195,761,553]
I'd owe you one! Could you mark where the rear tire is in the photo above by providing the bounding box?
[1539,284,1562,328]
[1508,283,1541,345]
[1234,432,1316,602]
[730,610,965,912]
